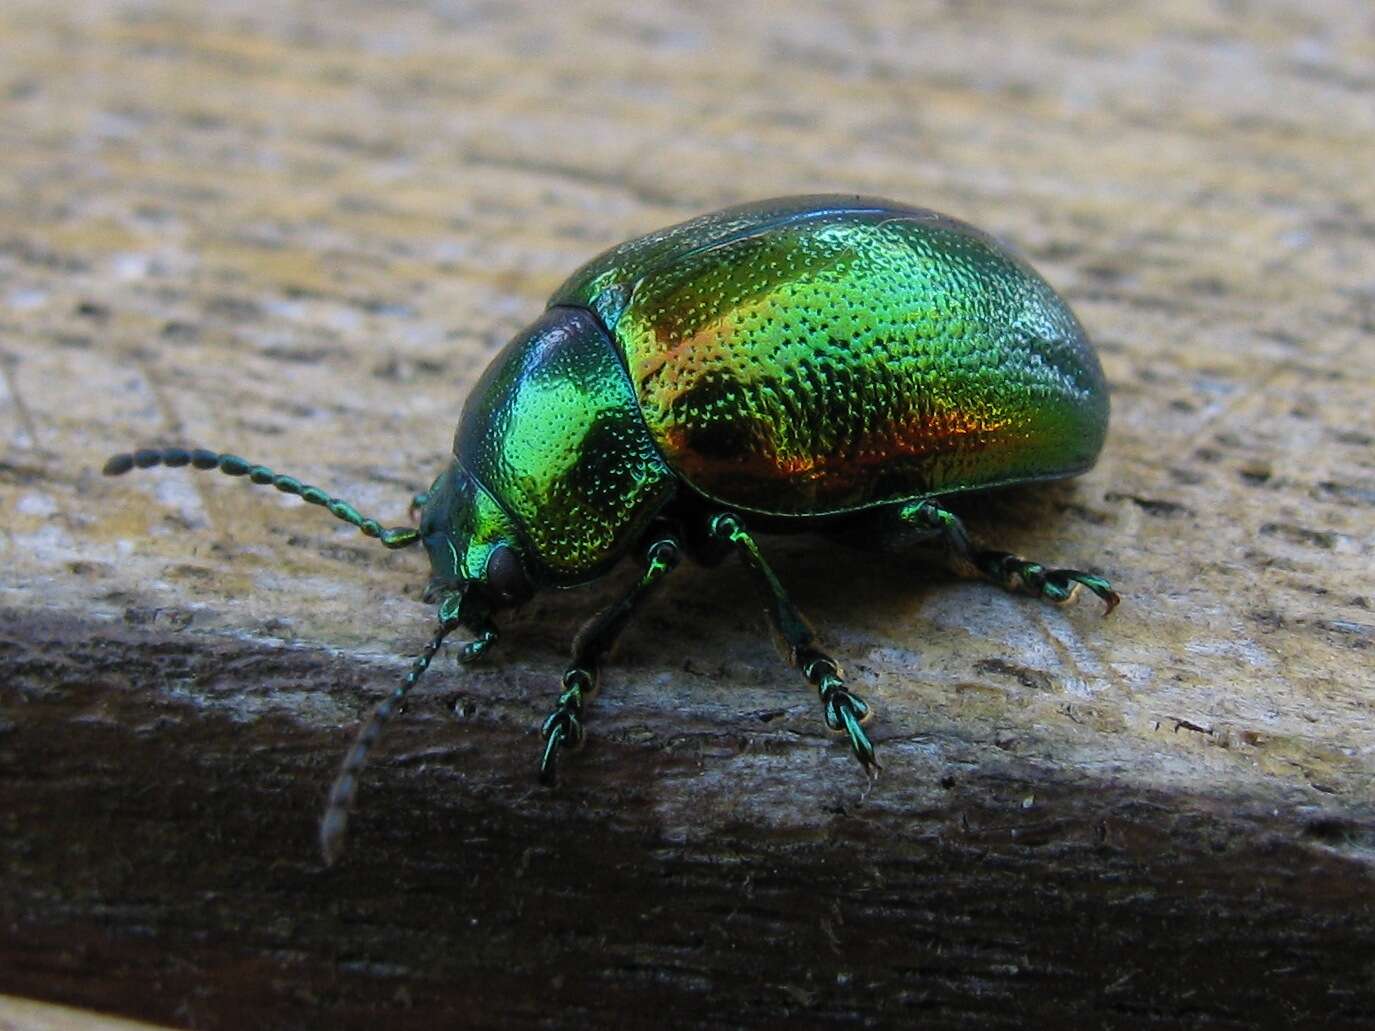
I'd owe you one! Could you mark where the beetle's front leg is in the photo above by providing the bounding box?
[900,500,1119,613]
[707,512,878,775]
[539,535,682,784]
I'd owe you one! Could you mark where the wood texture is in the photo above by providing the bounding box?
[2,1,1372,1027]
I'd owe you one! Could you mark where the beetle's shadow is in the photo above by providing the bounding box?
[499,480,1106,676]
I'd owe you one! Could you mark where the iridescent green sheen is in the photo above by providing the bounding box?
[552,195,1108,516]
[417,464,523,584]
[449,307,675,585]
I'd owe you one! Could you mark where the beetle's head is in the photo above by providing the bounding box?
[416,462,534,622]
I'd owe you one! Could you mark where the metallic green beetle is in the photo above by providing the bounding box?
[105,195,1118,864]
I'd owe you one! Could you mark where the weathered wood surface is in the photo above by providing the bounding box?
[2,1,1373,1027]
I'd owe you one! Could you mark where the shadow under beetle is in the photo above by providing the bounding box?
[105,195,1119,864]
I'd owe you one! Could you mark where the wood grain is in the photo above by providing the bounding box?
[2,1,1372,1027]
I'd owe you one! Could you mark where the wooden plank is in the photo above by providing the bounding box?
[1,1,1372,1026]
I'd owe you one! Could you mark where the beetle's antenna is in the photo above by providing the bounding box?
[104,447,420,549]
[319,601,498,866]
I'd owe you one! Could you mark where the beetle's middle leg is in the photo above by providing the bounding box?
[538,534,682,784]
[707,512,878,775]
[895,500,1119,613]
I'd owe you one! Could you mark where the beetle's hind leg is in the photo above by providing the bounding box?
[898,500,1119,613]
[538,535,682,784]
[707,512,878,776]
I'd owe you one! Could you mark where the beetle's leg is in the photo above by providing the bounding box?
[319,600,498,866]
[539,535,682,785]
[707,512,878,775]
[900,500,1119,613]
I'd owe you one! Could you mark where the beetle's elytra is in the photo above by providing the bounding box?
[105,195,1118,864]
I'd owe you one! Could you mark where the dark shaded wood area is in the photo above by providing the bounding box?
[2,0,1373,1027]
[3,610,1373,1029]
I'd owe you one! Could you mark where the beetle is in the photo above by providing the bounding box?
[104,195,1118,864]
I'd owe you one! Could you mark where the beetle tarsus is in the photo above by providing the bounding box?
[977,554,1121,615]
[809,657,880,775]
[538,728,564,785]
[538,712,580,786]
[901,500,1120,615]
[1036,568,1120,614]
[538,675,587,785]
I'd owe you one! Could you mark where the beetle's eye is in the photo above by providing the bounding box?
[485,544,532,606]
